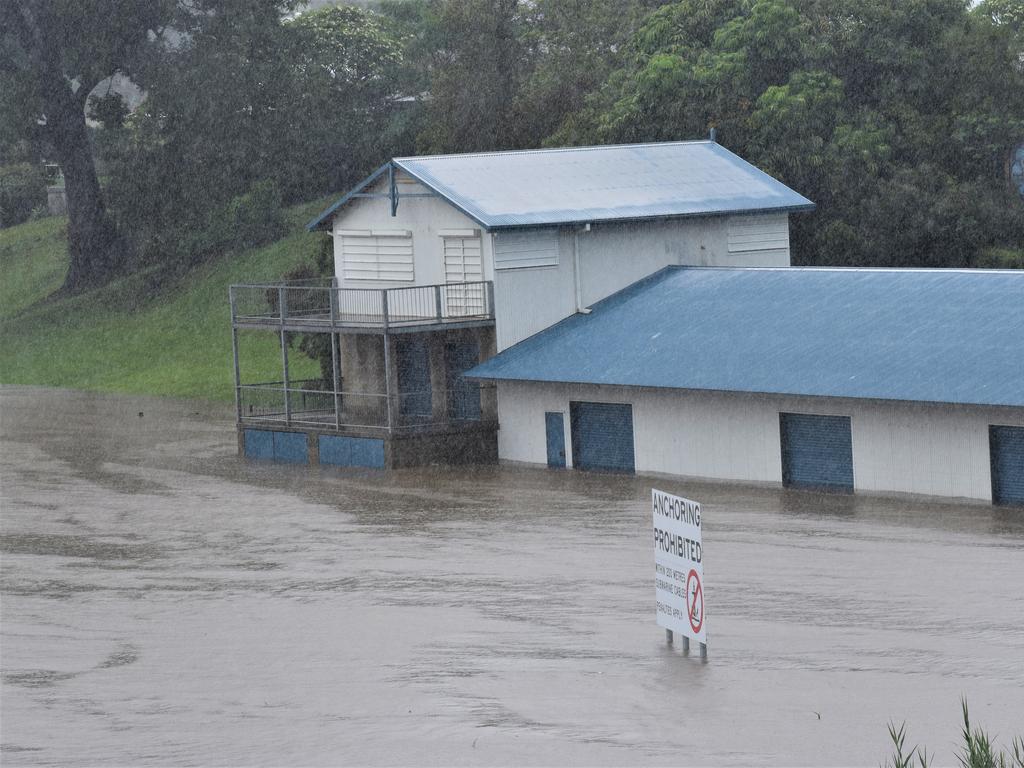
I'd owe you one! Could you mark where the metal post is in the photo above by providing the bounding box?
[331,332,341,431]
[389,162,398,217]
[278,286,286,325]
[231,328,242,424]
[229,287,242,424]
[383,333,394,432]
[381,290,390,331]
[280,328,291,424]
[486,280,495,318]
[666,629,673,645]
[329,283,338,328]
[434,284,443,321]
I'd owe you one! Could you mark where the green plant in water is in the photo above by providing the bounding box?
[885,699,1024,768]
[884,720,930,768]
[957,697,1024,768]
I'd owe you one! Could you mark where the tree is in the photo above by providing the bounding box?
[0,0,175,291]
[558,0,1024,267]
[99,2,407,270]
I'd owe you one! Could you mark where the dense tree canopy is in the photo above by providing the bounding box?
[100,2,409,269]
[552,0,1024,267]
[2,0,1021,288]
[1,0,175,290]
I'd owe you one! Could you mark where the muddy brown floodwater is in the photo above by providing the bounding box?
[1,386,1023,767]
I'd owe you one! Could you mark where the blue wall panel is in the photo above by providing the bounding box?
[545,412,566,468]
[397,337,432,418]
[273,431,309,464]
[319,435,386,469]
[570,402,635,473]
[244,429,275,460]
[990,426,1024,506]
[780,413,853,491]
[446,340,482,420]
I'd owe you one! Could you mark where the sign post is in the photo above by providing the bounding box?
[652,489,707,657]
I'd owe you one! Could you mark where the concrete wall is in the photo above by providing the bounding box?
[494,381,1024,502]
[331,172,495,289]
[492,213,791,350]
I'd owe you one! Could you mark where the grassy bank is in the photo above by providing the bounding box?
[0,200,328,402]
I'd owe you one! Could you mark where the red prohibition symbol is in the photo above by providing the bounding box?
[686,568,704,634]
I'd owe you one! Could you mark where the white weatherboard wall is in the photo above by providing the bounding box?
[496,381,1024,502]
[331,173,495,290]
[492,213,791,350]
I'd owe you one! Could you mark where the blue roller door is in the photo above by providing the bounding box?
[780,413,853,492]
[990,426,1024,506]
[545,412,566,468]
[570,402,635,473]
[397,337,432,418]
[445,340,481,420]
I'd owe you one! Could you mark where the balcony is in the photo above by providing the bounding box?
[229,278,494,334]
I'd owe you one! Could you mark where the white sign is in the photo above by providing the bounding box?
[653,489,706,644]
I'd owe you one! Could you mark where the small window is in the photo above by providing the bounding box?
[338,229,414,281]
[493,229,559,270]
[727,215,789,253]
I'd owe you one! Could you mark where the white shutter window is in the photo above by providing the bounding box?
[442,235,483,283]
[339,230,414,281]
[493,229,559,269]
[727,215,789,253]
[442,234,484,315]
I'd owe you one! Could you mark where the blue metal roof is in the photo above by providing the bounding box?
[467,267,1024,408]
[307,141,814,231]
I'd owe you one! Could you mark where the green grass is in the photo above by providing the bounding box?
[0,199,330,402]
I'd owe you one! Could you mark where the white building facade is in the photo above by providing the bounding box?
[246,140,1024,505]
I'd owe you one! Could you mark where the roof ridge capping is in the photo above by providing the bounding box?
[666,265,1024,274]
[395,139,715,163]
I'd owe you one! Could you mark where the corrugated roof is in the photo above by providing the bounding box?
[467,267,1024,408]
[307,141,814,231]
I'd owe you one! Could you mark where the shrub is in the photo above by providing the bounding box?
[0,163,47,228]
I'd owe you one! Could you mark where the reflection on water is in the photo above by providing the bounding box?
[1,386,1023,766]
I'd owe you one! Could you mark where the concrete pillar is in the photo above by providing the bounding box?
[476,327,498,422]
[428,333,448,423]
[384,334,399,430]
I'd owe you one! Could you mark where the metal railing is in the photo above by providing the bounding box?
[236,381,489,433]
[230,279,494,330]
[238,382,389,430]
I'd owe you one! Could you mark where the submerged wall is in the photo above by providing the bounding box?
[494,381,1024,502]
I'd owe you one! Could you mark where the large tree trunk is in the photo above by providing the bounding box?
[44,79,126,294]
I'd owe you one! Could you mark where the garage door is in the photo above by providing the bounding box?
[570,402,635,473]
[990,425,1024,506]
[780,413,853,491]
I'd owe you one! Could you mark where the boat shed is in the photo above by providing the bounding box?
[467,266,1024,504]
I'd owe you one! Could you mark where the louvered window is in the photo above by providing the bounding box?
[338,229,414,281]
[727,215,789,253]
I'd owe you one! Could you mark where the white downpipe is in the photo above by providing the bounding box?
[573,224,592,314]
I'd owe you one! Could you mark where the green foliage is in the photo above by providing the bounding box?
[558,0,1024,267]
[884,720,930,768]
[956,697,1024,768]
[881,699,1023,768]
[100,1,408,271]
[0,163,48,228]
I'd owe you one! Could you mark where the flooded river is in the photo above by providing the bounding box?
[2,386,1022,766]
